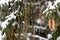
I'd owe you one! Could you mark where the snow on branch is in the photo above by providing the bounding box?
[43,0,60,13]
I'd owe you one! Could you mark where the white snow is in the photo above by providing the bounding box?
[0,31,6,40]
[0,0,22,6]
[5,12,16,19]
[1,12,16,30]
[31,35,48,40]
[34,25,46,30]
[0,31,2,40]
[31,35,40,38]
[43,0,60,13]
[12,22,17,26]
[14,0,22,2]
[2,33,6,39]
[1,20,9,30]
[27,37,30,40]
[36,18,41,24]
[0,0,22,5]
[21,34,23,36]
[57,36,60,40]
[43,1,54,13]
[8,8,11,10]
[14,10,18,14]
[47,34,52,39]
[22,21,25,24]
[27,33,32,37]
[0,0,9,5]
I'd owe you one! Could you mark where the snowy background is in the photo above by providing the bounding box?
[0,0,60,40]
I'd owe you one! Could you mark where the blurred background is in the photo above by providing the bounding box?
[0,0,60,40]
